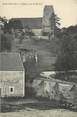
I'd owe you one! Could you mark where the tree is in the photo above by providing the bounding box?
[8,19,23,29]
[0,17,14,52]
[0,16,9,31]
[49,12,61,28]
[0,32,13,52]
[55,30,77,71]
[49,13,61,40]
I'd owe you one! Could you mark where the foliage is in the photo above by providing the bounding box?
[8,19,23,29]
[0,16,8,25]
[0,16,9,31]
[55,25,77,71]
[49,13,61,29]
[0,17,14,51]
[0,32,13,52]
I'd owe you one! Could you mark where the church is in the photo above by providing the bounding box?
[8,5,55,40]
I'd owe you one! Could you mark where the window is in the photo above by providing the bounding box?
[10,88,13,92]
[9,87,14,93]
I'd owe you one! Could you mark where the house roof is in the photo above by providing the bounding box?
[10,17,42,29]
[0,52,24,71]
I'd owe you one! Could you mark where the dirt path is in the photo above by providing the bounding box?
[0,109,77,117]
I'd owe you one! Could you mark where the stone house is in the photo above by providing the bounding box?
[0,52,25,97]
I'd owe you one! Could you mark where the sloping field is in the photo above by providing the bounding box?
[13,38,58,71]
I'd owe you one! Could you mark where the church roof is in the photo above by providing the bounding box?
[10,17,42,29]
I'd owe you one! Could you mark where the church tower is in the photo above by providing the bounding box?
[42,5,55,40]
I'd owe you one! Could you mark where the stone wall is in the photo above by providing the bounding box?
[32,78,77,104]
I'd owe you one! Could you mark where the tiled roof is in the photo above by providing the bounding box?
[0,52,24,71]
[10,17,42,29]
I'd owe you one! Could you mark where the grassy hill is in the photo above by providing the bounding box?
[13,37,61,72]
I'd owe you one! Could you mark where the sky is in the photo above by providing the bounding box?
[0,0,77,28]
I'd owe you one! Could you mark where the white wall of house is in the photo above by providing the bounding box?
[0,71,25,97]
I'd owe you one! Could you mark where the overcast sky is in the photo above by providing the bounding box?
[0,0,77,27]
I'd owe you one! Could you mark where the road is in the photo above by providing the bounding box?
[0,109,77,117]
